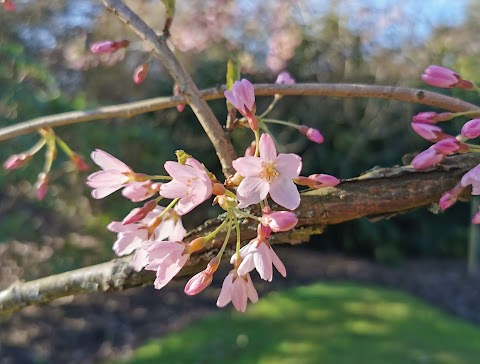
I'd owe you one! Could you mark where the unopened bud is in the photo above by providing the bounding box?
[35,172,49,200]
[173,83,186,112]
[70,153,89,171]
[212,183,226,196]
[90,40,130,54]
[133,63,149,84]
[186,237,207,254]
[123,200,158,225]
[275,71,295,85]
[299,126,324,144]
[3,153,31,170]
[461,118,480,139]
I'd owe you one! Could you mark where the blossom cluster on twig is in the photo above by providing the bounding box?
[83,76,338,312]
[411,65,480,223]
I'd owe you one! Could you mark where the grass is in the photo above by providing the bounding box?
[113,282,480,364]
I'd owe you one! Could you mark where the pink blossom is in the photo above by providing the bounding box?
[160,158,213,215]
[439,183,464,211]
[90,40,130,54]
[224,79,255,117]
[308,174,340,188]
[108,207,186,270]
[412,112,453,124]
[145,241,190,290]
[411,147,444,170]
[133,63,149,84]
[260,211,298,232]
[122,181,160,202]
[87,149,136,199]
[275,71,295,85]
[216,269,258,312]
[232,133,302,210]
[421,65,473,90]
[432,138,461,155]
[298,126,324,144]
[35,172,49,200]
[461,164,480,195]
[224,79,258,130]
[3,153,30,170]
[237,238,287,281]
[472,208,480,224]
[461,119,480,139]
[411,122,445,142]
[184,258,219,296]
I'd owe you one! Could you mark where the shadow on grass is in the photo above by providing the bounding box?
[113,282,480,364]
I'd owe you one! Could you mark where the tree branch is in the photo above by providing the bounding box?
[99,0,237,177]
[1,84,477,143]
[1,153,477,316]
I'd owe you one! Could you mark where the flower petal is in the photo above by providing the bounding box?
[259,133,277,162]
[91,149,131,172]
[275,153,302,178]
[236,176,269,208]
[232,156,263,177]
[269,177,300,210]
[217,272,234,307]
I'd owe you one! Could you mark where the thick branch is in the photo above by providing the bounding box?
[0,84,478,142]
[99,0,236,177]
[1,154,478,316]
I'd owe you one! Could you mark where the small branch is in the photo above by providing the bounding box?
[0,84,478,142]
[1,153,478,316]
[100,0,236,177]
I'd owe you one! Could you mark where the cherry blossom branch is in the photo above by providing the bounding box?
[1,84,478,144]
[99,0,237,177]
[0,153,477,316]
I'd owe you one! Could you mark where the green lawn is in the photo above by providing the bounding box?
[114,282,480,364]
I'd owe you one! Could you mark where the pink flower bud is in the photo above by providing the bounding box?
[299,126,324,144]
[173,83,186,112]
[70,153,89,171]
[224,79,256,119]
[412,112,453,124]
[421,65,473,90]
[411,122,444,142]
[472,208,480,224]
[308,174,340,188]
[244,141,256,157]
[439,182,464,211]
[260,211,298,232]
[432,138,460,155]
[90,40,130,54]
[2,0,15,11]
[133,63,149,84]
[461,118,480,139]
[411,147,444,170]
[35,172,49,200]
[122,200,158,225]
[3,153,31,170]
[275,71,295,85]
[461,164,480,194]
[184,258,219,296]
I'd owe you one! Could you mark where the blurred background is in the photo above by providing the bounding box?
[1,1,480,363]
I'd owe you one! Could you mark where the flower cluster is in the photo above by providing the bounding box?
[84,75,339,312]
[3,128,89,200]
[412,65,480,223]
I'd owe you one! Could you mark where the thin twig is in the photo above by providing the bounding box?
[0,84,478,143]
[99,0,237,177]
[0,153,478,316]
